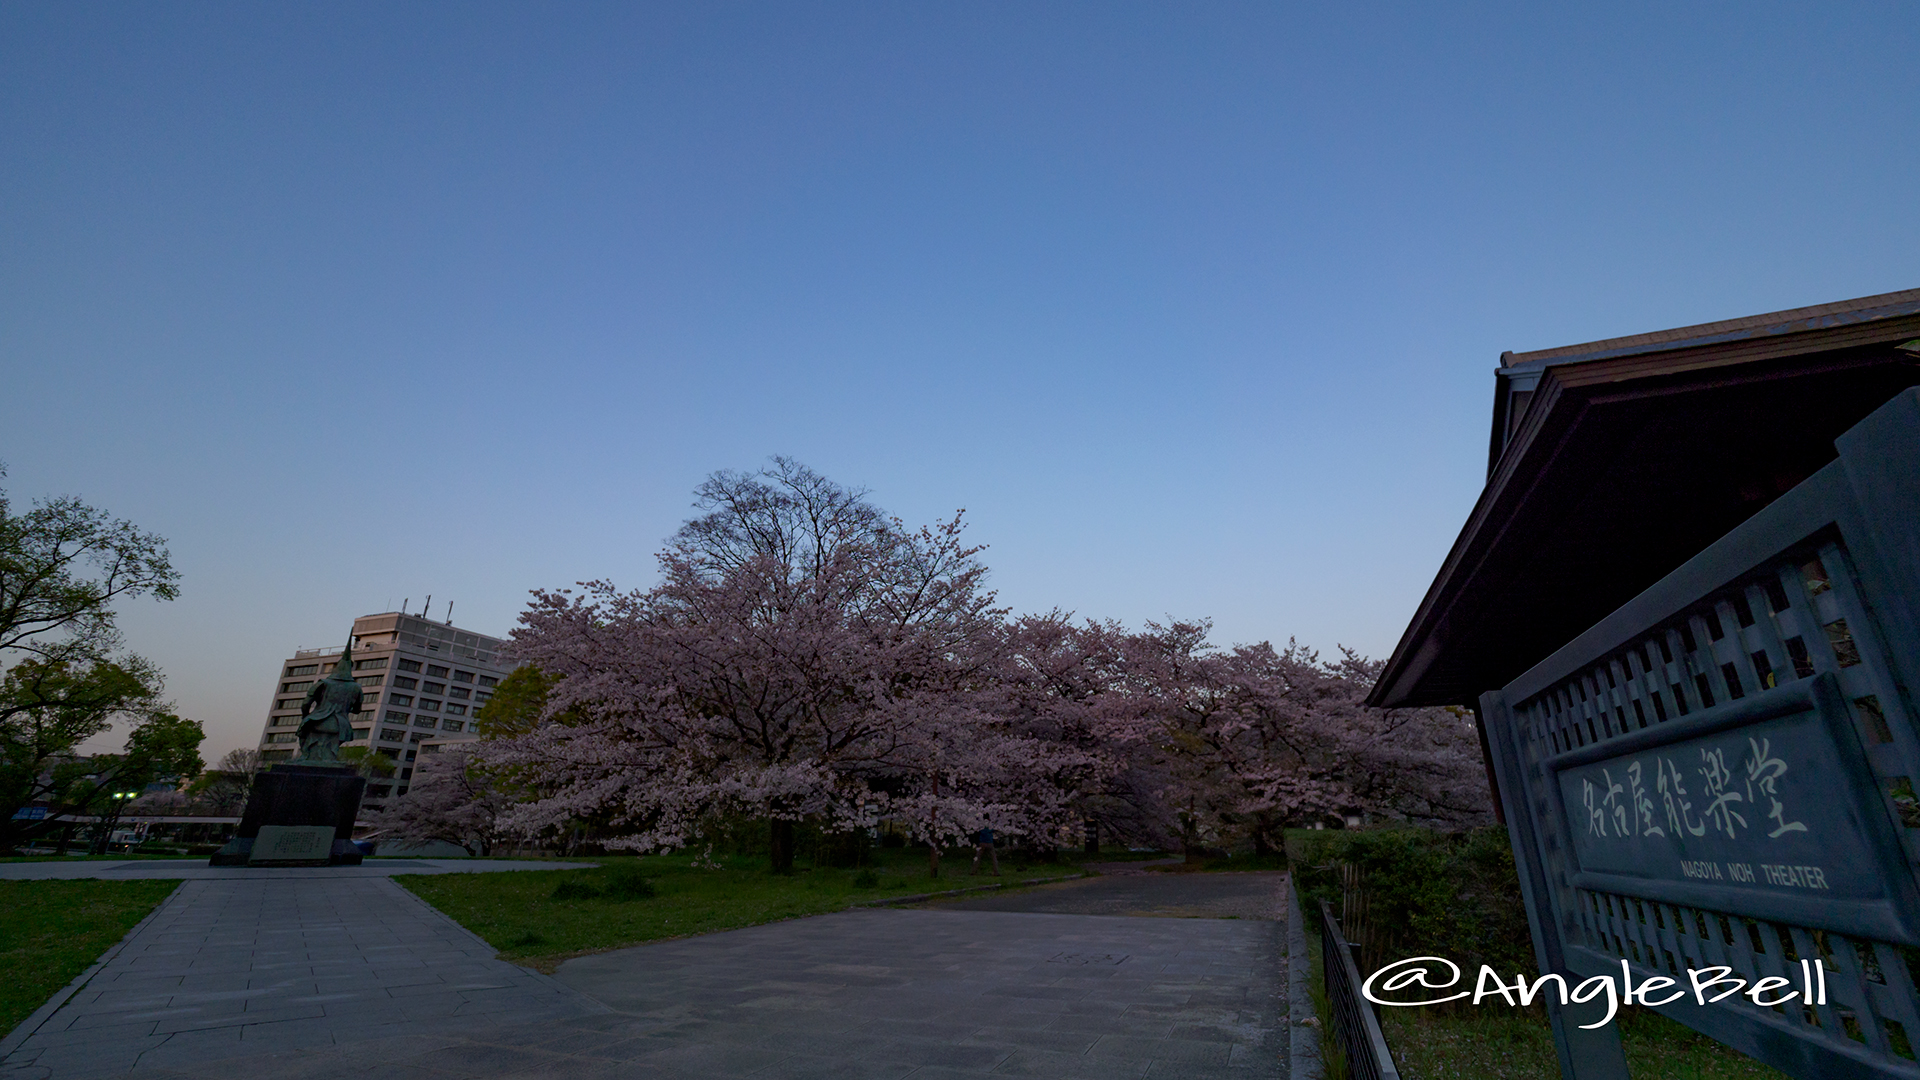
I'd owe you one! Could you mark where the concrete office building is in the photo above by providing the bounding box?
[257,612,512,800]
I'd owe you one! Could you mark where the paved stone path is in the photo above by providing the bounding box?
[549,905,1287,1079]
[3,865,1297,1080]
[0,871,601,1080]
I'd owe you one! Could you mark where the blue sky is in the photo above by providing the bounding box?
[3,2,1915,759]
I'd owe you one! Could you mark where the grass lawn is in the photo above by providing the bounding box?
[1376,1004,1790,1079]
[0,879,180,1036]
[396,848,1084,972]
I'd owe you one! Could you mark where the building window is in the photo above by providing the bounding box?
[397,658,422,673]
[400,767,413,780]
[367,784,392,797]
[417,699,440,712]
[379,728,405,742]
[396,786,409,796]
[263,749,295,761]
[356,675,384,687]
[409,732,429,743]
[389,695,412,707]
[354,657,388,671]
[422,681,446,694]
[275,697,300,710]
[281,681,313,694]
[448,687,470,700]
[474,691,492,704]
[442,720,464,733]
[426,665,449,678]
[453,670,474,683]
[286,664,318,677]
[414,716,437,728]
[393,676,418,690]
[445,704,466,717]
[385,710,409,722]
[269,732,297,743]
[478,675,498,688]
[350,728,369,740]
[270,716,296,727]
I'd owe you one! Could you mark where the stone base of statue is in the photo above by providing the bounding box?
[208,764,367,867]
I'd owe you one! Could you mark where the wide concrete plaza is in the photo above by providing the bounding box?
[0,862,1306,1080]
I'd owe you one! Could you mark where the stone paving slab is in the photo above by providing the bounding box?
[0,859,591,881]
[546,905,1287,1078]
[0,876,603,1079]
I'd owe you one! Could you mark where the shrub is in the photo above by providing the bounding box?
[601,864,657,900]
[852,869,879,888]
[550,877,602,901]
[1291,825,1534,985]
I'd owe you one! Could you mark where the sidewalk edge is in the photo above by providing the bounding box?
[1287,873,1325,1080]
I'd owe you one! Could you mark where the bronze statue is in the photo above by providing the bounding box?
[297,643,363,763]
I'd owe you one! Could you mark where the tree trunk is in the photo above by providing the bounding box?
[928,842,941,879]
[1182,813,1203,864]
[1251,827,1272,857]
[1083,820,1100,856]
[770,818,795,874]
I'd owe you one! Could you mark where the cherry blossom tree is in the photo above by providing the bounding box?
[475,460,1488,869]
[378,746,518,857]
[1109,622,1491,855]
[483,460,1097,873]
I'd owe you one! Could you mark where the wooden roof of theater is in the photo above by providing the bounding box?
[1371,287,1920,709]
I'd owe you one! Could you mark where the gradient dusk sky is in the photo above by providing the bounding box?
[3,2,1915,759]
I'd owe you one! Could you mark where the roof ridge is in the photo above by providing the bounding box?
[1504,287,1920,368]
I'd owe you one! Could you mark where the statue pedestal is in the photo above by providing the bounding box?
[208,764,367,866]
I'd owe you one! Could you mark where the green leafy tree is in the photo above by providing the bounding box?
[0,466,180,848]
[185,747,262,814]
[472,665,562,739]
[338,744,397,780]
[70,712,205,853]
[0,659,164,848]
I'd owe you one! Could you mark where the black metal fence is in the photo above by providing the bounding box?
[1319,899,1401,1080]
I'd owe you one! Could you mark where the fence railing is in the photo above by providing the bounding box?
[1319,899,1400,1080]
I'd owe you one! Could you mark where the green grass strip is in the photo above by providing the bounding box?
[396,851,1079,972]
[0,879,180,1036]
[1377,1003,1791,1079]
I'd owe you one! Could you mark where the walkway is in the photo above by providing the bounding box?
[0,862,600,1080]
[2,864,1300,1079]
[548,903,1287,1078]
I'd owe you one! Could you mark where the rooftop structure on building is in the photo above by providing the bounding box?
[258,611,512,802]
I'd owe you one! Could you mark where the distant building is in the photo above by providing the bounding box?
[257,612,511,801]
